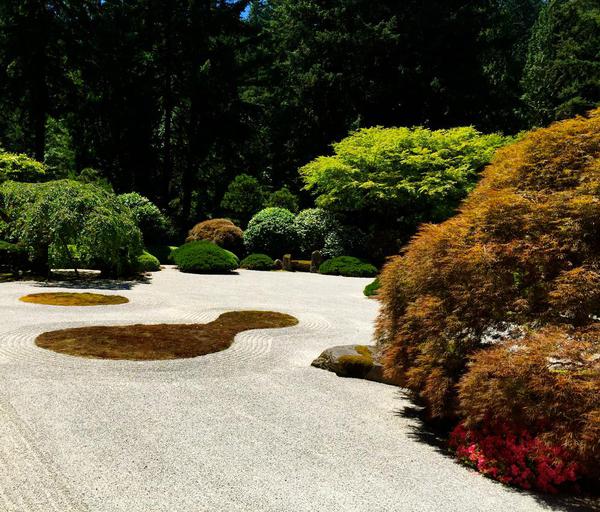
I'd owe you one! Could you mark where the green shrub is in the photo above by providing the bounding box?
[172,240,239,274]
[0,179,142,276]
[363,277,380,297]
[48,244,82,269]
[0,151,46,184]
[244,207,298,258]
[294,208,337,256]
[136,251,161,272]
[220,174,266,226]
[0,240,28,274]
[146,245,177,264]
[240,253,274,271]
[118,192,173,245]
[319,256,377,277]
[265,187,299,213]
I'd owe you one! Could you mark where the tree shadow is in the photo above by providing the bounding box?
[393,391,600,512]
[31,271,151,291]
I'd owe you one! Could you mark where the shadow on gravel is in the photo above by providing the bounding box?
[31,272,151,291]
[393,391,600,512]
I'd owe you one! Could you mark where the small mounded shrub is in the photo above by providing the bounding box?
[136,251,161,272]
[244,207,298,258]
[146,245,177,265]
[186,218,243,255]
[319,256,377,277]
[363,277,380,297]
[265,187,299,213]
[240,253,274,271]
[172,240,239,274]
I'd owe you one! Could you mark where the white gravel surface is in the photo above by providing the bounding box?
[0,267,567,511]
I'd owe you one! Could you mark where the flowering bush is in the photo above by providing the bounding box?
[449,421,581,493]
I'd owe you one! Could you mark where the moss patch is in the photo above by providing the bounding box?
[36,310,298,360]
[20,292,129,306]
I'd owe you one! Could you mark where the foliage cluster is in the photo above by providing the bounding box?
[363,278,381,297]
[146,245,177,265]
[449,421,581,493]
[0,240,28,274]
[376,110,600,484]
[240,253,274,271]
[172,240,239,274]
[136,251,161,272]
[319,256,377,278]
[301,126,509,223]
[0,179,142,275]
[244,207,298,258]
[186,218,243,255]
[118,192,173,245]
[0,150,46,184]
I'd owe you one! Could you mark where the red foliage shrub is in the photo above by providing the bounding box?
[377,110,600,418]
[458,327,600,477]
[376,110,600,489]
[449,421,581,493]
[186,218,243,255]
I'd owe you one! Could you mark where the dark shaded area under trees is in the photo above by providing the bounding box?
[0,0,598,233]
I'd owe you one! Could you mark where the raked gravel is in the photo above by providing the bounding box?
[0,267,569,512]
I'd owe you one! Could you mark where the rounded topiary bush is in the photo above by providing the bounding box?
[136,251,161,272]
[240,253,274,271]
[244,207,298,258]
[376,109,600,489]
[172,240,239,274]
[294,208,337,256]
[186,218,243,255]
[118,192,173,245]
[319,256,377,277]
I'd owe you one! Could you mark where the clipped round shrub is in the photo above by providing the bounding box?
[118,192,173,245]
[376,110,600,488]
[240,253,274,271]
[319,256,377,278]
[294,208,336,255]
[265,187,299,213]
[172,240,239,274]
[186,218,243,255]
[244,207,298,258]
[136,251,161,272]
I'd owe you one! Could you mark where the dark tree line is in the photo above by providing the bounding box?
[0,0,598,229]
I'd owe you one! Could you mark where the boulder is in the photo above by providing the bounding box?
[311,344,404,386]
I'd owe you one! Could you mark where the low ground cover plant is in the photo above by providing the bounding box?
[240,253,274,271]
[36,311,298,360]
[376,109,600,490]
[172,240,239,274]
[186,218,243,255]
[319,256,377,277]
[20,292,129,306]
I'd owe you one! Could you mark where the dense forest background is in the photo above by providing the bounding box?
[0,0,598,231]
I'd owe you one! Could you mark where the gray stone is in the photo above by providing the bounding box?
[282,254,292,271]
[311,344,403,386]
[310,250,323,273]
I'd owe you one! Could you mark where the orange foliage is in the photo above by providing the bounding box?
[458,327,600,476]
[377,109,600,427]
[186,218,243,255]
